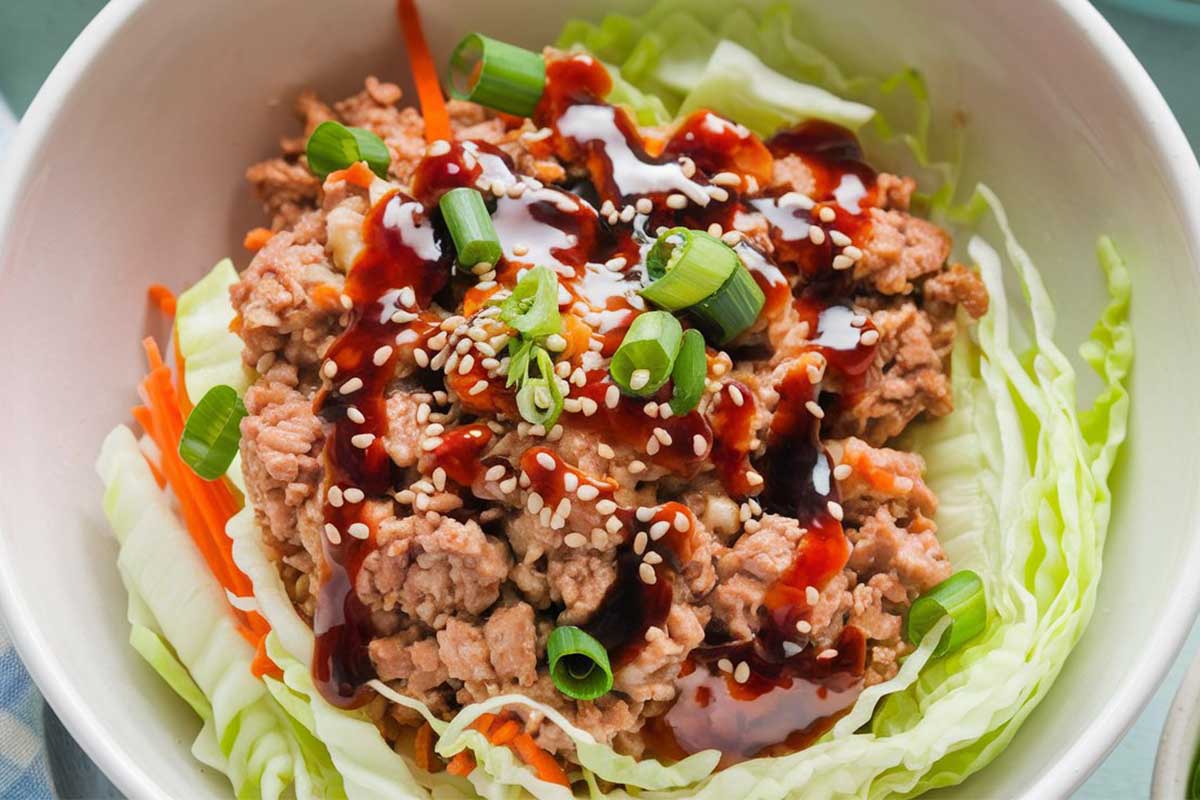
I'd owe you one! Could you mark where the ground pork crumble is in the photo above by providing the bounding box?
[234,59,986,769]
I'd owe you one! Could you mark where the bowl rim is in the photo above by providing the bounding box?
[2,1,1200,798]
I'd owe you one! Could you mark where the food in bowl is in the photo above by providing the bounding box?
[95,2,1133,797]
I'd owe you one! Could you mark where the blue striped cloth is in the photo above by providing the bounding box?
[0,625,53,799]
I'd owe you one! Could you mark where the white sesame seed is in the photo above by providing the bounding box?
[733,661,751,683]
[458,354,477,375]
[432,468,447,492]
[850,313,868,327]
[428,139,451,157]
[412,480,435,494]
[712,172,741,187]
[806,586,820,605]
[619,205,636,223]
[635,198,653,214]
[633,531,650,556]
[728,385,744,406]
[666,193,687,209]
[346,406,366,424]
[555,497,572,518]
[580,397,599,416]
[564,532,587,549]
[507,183,527,199]
[818,206,837,223]
[596,501,617,518]
[860,329,880,346]
[519,472,531,488]
[424,423,445,437]
[322,360,338,379]
[467,379,489,396]
[809,226,827,245]
[605,515,623,534]
[644,551,663,565]
[629,459,646,475]
[485,465,506,482]
[650,520,670,540]
[562,473,579,493]
[779,191,814,209]
[324,523,342,544]
[796,619,813,634]
[643,401,659,419]
[428,332,448,350]
[639,563,657,585]
[372,345,393,366]
[805,400,825,419]
[328,486,344,507]
[678,156,696,178]
[828,500,844,521]
[351,433,376,449]
[348,522,370,540]
[629,369,651,391]
[605,256,627,272]
[674,512,690,532]
[746,471,764,487]
[830,229,851,247]
[636,507,656,522]
[415,493,430,511]
[577,484,600,501]
[598,443,615,460]
[528,492,545,514]
[653,427,672,446]
[745,518,761,533]
[717,658,734,674]
[536,452,557,471]
[601,200,616,217]
[706,222,724,238]
[421,437,443,451]
[659,403,673,420]
[339,377,364,395]
[512,243,530,257]
[692,434,707,456]
[721,230,743,246]
[832,254,854,271]
[499,476,518,493]
[395,489,416,504]
[417,403,431,424]
[645,437,661,456]
[807,364,823,384]
[399,287,416,308]
[817,649,838,661]
[545,333,567,352]
[343,487,365,504]
[833,463,852,480]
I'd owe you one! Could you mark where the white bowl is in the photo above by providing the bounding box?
[1,0,1198,797]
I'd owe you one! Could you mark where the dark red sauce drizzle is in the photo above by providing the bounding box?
[306,49,891,761]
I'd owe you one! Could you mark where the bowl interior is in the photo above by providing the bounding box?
[0,0,1197,797]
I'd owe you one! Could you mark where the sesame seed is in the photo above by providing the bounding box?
[395,489,416,504]
[659,403,673,420]
[324,523,342,544]
[605,256,627,271]
[528,492,545,513]
[415,493,430,511]
[646,437,661,456]
[707,222,723,238]
[619,205,636,223]
[424,423,445,437]
[598,443,615,459]
[417,403,431,424]
[860,329,880,346]
[717,658,734,673]
[796,620,812,634]
[519,473,531,488]
[485,465,506,482]
[644,551,663,565]
[499,477,518,493]
[639,563,657,585]
[674,512,690,532]
[827,500,844,521]
[421,437,444,451]
[634,530,649,556]
[679,156,696,178]
[443,352,460,374]
[372,345,393,366]
[322,360,338,379]
[347,406,366,424]
[635,198,653,214]
[344,487,365,504]
[650,520,670,540]
[806,586,820,605]
[706,185,729,203]
[563,398,583,414]
[721,230,743,246]
[807,364,823,384]
[348,522,370,540]
[711,171,740,187]
[432,468,447,492]
[428,139,451,157]
[545,333,567,352]
[459,354,477,375]
[779,191,814,209]
[745,471,764,487]
[512,243,530,256]
[596,499,617,515]
[508,183,527,199]
[555,497,572,518]
[328,486,344,507]
[601,200,616,216]
[850,314,868,327]
[830,230,851,247]
[428,332,448,351]
[351,433,376,449]
[833,464,852,480]
[563,473,579,493]
[629,460,646,475]
[399,287,416,308]
[339,377,363,395]
[809,226,827,245]
[605,515,623,534]
[467,379,489,396]
[629,369,651,391]
[745,518,761,533]
[653,427,672,446]
[805,400,825,419]
[536,452,557,471]
[636,507,655,522]
[664,193,687,210]
[733,661,751,684]
[643,402,659,418]
[728,385,744,406]
[818,206,836,223]
[564,532,587,549]
[817,649,838,661]
[413,480,435,494]
[577,484,599,501]
[832,254,854,271]
[580,397,598,416]
[843,245,863,261]
[693,434,707,456]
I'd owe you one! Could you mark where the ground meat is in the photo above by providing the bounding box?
[356,512,511,628]
[246,158,322,231]
[831,436,938,525]
[923,263,990,320]
[854,209,952,296]
[382,389,423,468]
[847,507,950,597]
[547,550,618,625]
[613,604,708,704]
[483,603,539,686]
[229,211,342,370]
[706,514,806,641]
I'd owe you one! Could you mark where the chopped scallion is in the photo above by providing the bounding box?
[178,385,247,481]
[439,187,502,268]
[669,329,707,415]
[499,266,561,339]
[687,263,765,346]
[547,626,613,700]
[609,311,683,397]
[306,120,390,180]
[641,228,739,311]
[514,346,563,429]
[905,570,987,656]
[448,33,547,118]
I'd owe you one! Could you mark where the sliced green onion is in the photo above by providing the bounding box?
[687,263,766,346]
[669,329,707,415]
[905,570,987,657]
[305,120,390,180]
[500,266,561,339]
[515,346,563,429]
[505,338,536,389]
[448,33,546,118]
[641,228,739,311]
[439,187,502,268]
[547,626,612,700]
[179,385,247,481]
[609,311,683,397]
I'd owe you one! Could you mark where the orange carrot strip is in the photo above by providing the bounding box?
[243,227,274,252]
[488,720,521,747]
[147,284,177,316]
[446,751,476,778]
[469,713,498,737]
[511,733,570,787]
[414,723,443,773]
[397,0,451,142]
[250,636,283,679]
[560,314,591,360]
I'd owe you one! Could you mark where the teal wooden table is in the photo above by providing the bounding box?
[0,2,1196,797]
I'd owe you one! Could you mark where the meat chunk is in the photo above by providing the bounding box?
[382,389,423,468]
[706,514,806,641]
[547,550,618,625]
[613,603,707,704]
[245,158,322,231]
[830,437,937,526]
[357,513,511,628]
[847,507,950,597]
[229,211,343,370]
[483,603,539,686]
[369,636,448,690]
[923,263,989,320]
[854,209,952,295]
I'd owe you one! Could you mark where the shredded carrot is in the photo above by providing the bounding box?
[250,636,283,680]
[397,0,451,142]
[135,337,269,646]
[469,713,499,737]
[560,314,591,360]
[147,284,177,316]
[487,720,521,747]
[446,751,476,778]
[414,723,442,773]
[311,284,346,312]
[462,284,501,317]
[328,161,377,189]
[511,733,570,787]
[243,227,274,251]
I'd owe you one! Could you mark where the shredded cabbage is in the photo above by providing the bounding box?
[96,1,1132,797]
